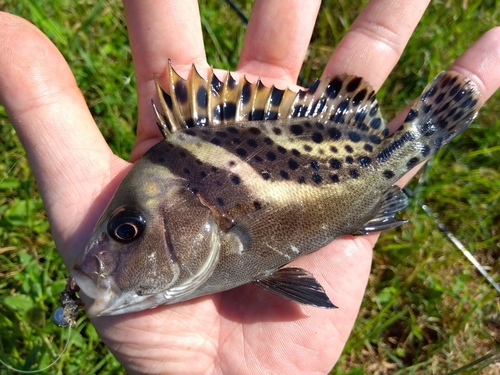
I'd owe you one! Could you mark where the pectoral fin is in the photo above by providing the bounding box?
[360,185,409,234]
[253,267,337,308]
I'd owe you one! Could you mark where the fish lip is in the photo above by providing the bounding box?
[70,269,120,318]
[70,268,166,317]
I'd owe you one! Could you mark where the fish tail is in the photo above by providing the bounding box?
[376,71,483,171]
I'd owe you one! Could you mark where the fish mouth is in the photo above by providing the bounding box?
[70,269,170,317]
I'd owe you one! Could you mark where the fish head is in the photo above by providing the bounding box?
[71,147,221,317]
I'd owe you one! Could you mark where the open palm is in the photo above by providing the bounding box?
[1,1,499,374]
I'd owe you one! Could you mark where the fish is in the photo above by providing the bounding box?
[70,63,482,317]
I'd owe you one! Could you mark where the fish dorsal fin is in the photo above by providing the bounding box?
[153,62,388,140]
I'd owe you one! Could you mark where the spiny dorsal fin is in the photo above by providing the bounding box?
[153,62,388,141]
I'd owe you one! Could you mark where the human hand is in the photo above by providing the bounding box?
[1,1,499,374]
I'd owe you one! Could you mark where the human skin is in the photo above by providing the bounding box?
[0,1,499,374]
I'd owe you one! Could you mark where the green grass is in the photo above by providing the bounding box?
[0,0,499,374]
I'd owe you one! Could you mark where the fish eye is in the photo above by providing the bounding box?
[107,206,146,243]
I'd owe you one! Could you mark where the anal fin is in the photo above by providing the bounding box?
[253,267,337,308]
[360,185,408,234]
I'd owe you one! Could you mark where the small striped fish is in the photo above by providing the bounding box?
[70,63,482,317]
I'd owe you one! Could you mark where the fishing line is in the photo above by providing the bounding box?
[0,156,25,186]
[0,325,72,373]
[404,160,500,295]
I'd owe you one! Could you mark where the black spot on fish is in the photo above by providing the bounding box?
[273,127,282,135]
[352,89,367,106]
[266,110,278,120]
[266,151,277,161]
[227,127,239,134]
[435,137,443,150]
[303,145,312,152]
[280,170,290,179]
[247,139,258,148]
[315,122,325,130]
[211,166,218,172]
[439,118,449,129]
[216,131,228,138]
[310,160,320,170]
[231,175,241,185]
[277,146,287,154]
[327,77,343,99]
[345,145,354,153]
[264,137,274,145]
[210,137,221,146]
[369,135,382,144]
[223,102,236,119]
[228,160,236,167]
[292,149,301,157]
[345,156,354,164]
[349,169,359,179]
[422,104,432,114]
[364,144,373,152]
[369,103,379,117]
[358,156,372,167]
[312,173,322,184]
[330,174,339,183]
[330,146,338,153]
[348,131,361,143]
[308,79,320,95]
[249,127,261,136]
[450,83,461,97]
[288,159,299,170]
[270,87,284,105]
[290,124,304,136]
[405,109,418,122]
[329,158,342,169]
[175,80,188,104]
[311,132,323,143]
[383,170,394,179]
[216,197,225,206]
[453,89,467,102]
[197,86,207,107]
[406,157,419,169]
[435,92,445,104]
[236,148,248,157]
[253,201,262,210]
[421,145,431,157]
[183,168,190,175]
[290,105,302,117]
[370,118,382,130]
[195,159,203,165]
[298,176,306,184]
[261,170,271,180]
[421,120,436,136]
[347,77,362,92]
[249,109,264,121]
[158,157,165,163]
[328,127,342,140]
[241,81,252,104]
[254,155,263,163]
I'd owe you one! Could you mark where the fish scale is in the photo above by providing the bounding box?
[70,64,483,317]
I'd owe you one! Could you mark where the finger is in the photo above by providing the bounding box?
[0,13,124,266]
[237,0,321,86]
[394,27,500,187]
[323,0,430,90]
[123,1,208,160]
